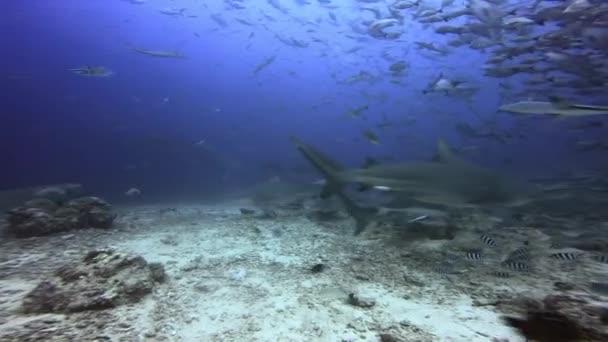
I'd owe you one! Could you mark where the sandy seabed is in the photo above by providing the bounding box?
[3,199,601,341]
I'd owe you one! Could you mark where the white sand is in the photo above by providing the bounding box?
[105,203,525,341]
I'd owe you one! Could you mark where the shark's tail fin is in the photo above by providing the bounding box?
[290,136,344,198]
[290,136,376,235]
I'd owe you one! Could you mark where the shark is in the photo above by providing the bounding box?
[499,97,608,117]
[132,48,186,58]
[291,137,377,234]
[291,137,535,234]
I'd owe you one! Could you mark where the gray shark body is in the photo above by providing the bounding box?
[291,137,533,234]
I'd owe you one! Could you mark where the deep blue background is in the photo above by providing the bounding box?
[1,0,606,202]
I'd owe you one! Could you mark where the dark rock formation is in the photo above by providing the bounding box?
[6,196,115,237]
[65,197,115,228]
[22,249,165,314]
[310,263,325,274]
[501,293,608,342]
[239,208,255,215]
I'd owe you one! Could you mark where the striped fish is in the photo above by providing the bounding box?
[433,264,454,275]
[480,234,497,247]
[501,261,529,272]
[490,271,511,278]
[591,255,608,264]
[550,252,581,261]
[465,251,483,261]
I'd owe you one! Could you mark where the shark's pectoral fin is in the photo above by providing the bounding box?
[353,206,378,235]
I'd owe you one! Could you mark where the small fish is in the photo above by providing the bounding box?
[389,61,408,74]
[433,263,454,275]
[328,12,337,22]
[465,251,483,261]
[344,105,369,118]
[563,0,592,13]
[408,215,428,223]
[160,7,186,16]
[550,252,581,261]
[69,66,113,77]
[391,0,420,10]
[254,56,276,74]
[343,71,375,84]
[132,48,186,58]
[490,271,511,278]
[501,261,529,272]
[480,234,497,247]
[234,18,254,26]
[368,19,401,40]
[590,255,608,264]
[362,129,379,144]
[125,188,141,196]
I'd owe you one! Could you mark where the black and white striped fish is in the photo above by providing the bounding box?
[480,234,497,247]
[490,271,511,278]
[550,252,581,261]
[465,251,483,261]
[433,264,454,275]
[591,255,608,264]
[501,261,529,272]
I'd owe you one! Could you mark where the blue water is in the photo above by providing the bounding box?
[2,0,606,203]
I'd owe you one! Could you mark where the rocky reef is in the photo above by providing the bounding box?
[6,196,116,238]
[501,292,608,341]
[22,248,166,314]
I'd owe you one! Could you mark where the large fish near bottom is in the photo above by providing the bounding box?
[291,137,377,234]
[499,100,608,117]
[291,137,535,233]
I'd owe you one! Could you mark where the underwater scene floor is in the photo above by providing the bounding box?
[1,200,607,341]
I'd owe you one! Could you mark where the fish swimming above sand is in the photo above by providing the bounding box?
[132,48,186,58]
[291,136,535,218]
[290,137,377,235]
[499,98,608,117]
